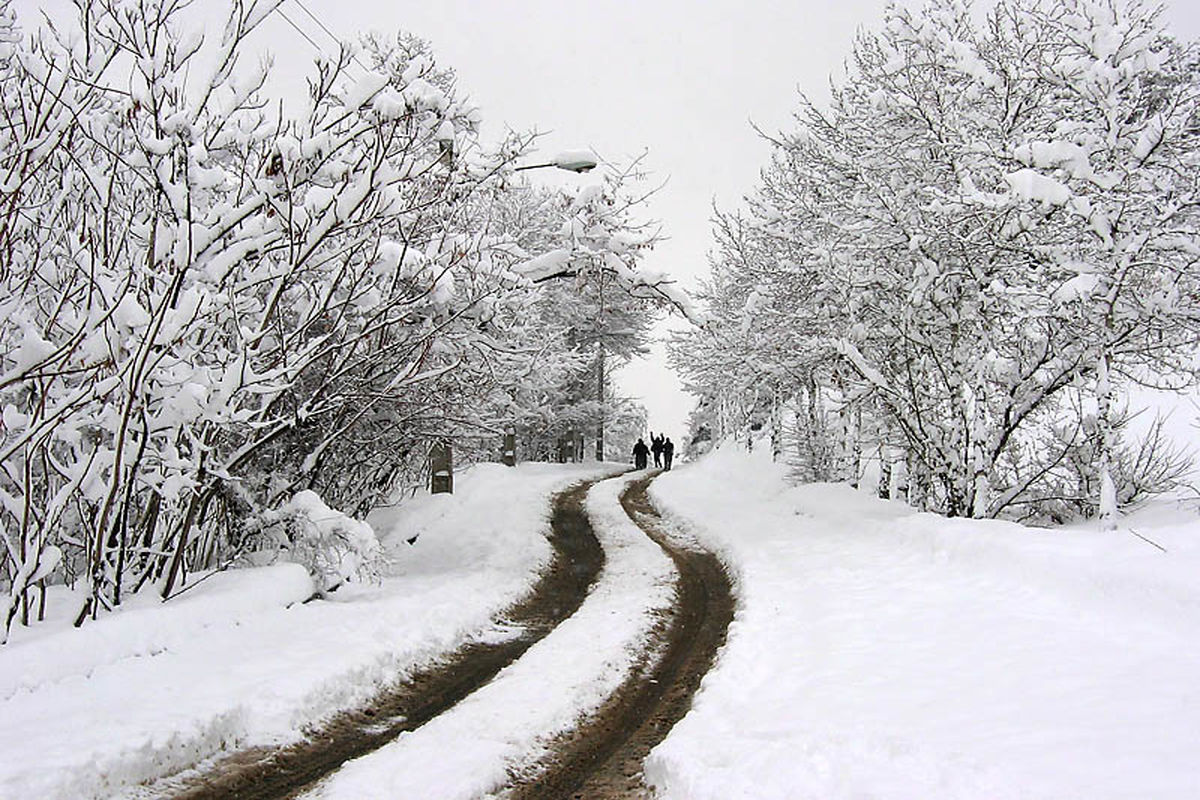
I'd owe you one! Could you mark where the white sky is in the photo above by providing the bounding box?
[16,0,1200,443]
[314,0,1195,444]
[311,0,904,443]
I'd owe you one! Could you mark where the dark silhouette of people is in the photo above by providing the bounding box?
[662,437,675,470]
[650,433,664,468]
[632,438,649,470]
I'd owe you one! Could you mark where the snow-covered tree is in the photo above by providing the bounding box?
[0,0,687,641]
[1001,0,1200,525]
[674,0,1200,522]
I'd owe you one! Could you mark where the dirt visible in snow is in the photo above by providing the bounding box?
[502,474,736,800]
[157,478,607,800]
[154,472,734,800]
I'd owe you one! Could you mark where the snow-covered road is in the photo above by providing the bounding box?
[1,463,623,799]
[4,446,1200,799]
[301,472,680,799]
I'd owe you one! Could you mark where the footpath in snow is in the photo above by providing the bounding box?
[0,462,611,800]
[645,443,1200,800]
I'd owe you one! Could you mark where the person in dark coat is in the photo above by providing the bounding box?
[650,433,664,468]
[632,438,649,470]
[662,437,675,470]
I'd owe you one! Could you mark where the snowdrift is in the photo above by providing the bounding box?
[0,462,606,799]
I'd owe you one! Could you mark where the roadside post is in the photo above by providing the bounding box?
[502,430,516,466]
[431,442,453,494]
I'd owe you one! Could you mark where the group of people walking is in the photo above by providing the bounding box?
[632,432,674,471]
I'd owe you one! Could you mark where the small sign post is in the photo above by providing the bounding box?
[502,430,516,467]
[431,442,453,494]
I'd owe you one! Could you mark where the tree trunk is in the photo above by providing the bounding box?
[968,382,991,518]
[770,387,783,462]
[1096,351,1119,530]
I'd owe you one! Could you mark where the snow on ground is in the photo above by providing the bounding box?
[0,462,609,800]
[302,470,676,800]
[646,443,1200,800]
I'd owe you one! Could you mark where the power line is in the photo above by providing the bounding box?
[290,0,371,73]
[275,7,325,57]
[292,0,339,51]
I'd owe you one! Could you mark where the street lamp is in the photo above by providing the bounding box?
[429,152,599,483]
[514,150,599,173]
[594,324,636,464]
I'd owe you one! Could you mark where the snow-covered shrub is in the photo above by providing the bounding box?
[250,491,382,593]
[1019,411,1194,524]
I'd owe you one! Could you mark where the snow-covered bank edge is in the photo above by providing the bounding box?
[643,443,1200,800]
[302,470,678,800]
[1,462,610,800]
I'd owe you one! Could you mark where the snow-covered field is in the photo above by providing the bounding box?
[0,462,611,800]
[647,444,1200,800]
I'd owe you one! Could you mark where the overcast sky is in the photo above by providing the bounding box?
[319,0,1195,443]
[281,0,905,443]
[18,0,1200,442]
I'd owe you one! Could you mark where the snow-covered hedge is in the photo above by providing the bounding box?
[672,0,1200,523]
[0,1,685,642]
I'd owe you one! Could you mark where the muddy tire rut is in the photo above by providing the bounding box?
[155,471,734,800]
[158,478,606,800]
[502,474,735,799]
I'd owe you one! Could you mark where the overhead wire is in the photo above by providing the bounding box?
[263,0,370,79]
[291,0,342,52]
[274,6,326,58]
[289,0,371,73]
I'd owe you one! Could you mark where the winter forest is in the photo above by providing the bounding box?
[3,0,1200,796]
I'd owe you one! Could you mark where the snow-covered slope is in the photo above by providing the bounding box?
[0,462,608,800]
[647,443,1200,800]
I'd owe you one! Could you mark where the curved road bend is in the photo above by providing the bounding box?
[162,477,609,800]
[503,473,735,800]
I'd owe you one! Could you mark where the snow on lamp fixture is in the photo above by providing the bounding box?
[515,150,598,173]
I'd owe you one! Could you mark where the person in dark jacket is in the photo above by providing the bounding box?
[650,433,664,467]
[632,438,649,470]
[662,437,675,470]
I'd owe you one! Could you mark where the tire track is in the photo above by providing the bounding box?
[158,478,607,800]
[503,473,735,799]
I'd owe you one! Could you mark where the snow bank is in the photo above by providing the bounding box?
[0,462,608,800]
[646,443,1200,800]
[303,470,677,800]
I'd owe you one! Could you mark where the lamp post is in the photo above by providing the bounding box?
[510,150,598,464]
[596,338,605,461]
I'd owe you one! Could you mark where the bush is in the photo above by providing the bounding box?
[251,491,383,593]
